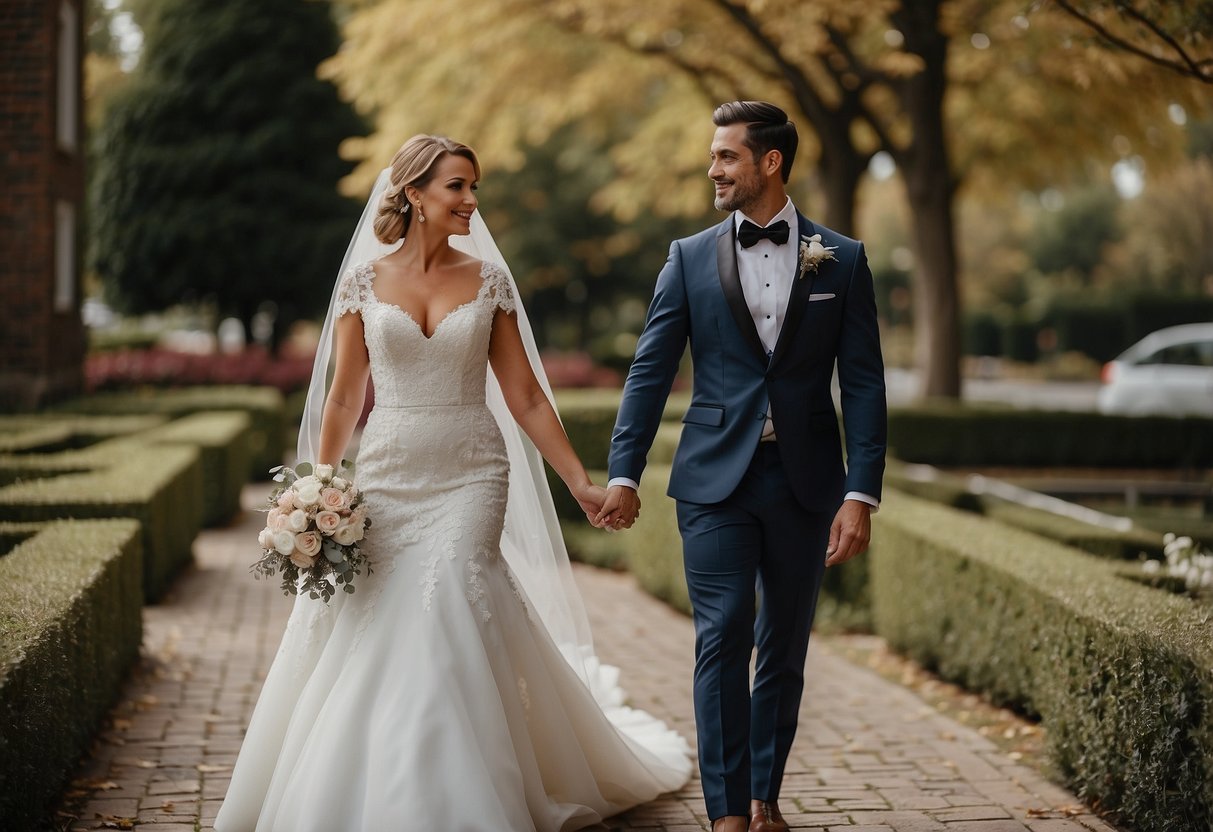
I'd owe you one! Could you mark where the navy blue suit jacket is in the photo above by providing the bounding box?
[608,212,887,511]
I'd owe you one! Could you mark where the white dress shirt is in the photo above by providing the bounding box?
[609,197,878,511]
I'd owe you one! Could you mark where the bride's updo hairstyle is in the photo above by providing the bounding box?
[372,134,481,245]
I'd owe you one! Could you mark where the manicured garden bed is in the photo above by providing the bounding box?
[0,519,143,829]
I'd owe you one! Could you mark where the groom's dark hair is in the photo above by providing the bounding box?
[712,101,798,183]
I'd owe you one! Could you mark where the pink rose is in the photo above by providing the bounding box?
[267,509,287,532]
[276,491,294,509]
[289,549,317,569]
[320,487,348,511]
[295,530,322,557]
[315,510,341,534]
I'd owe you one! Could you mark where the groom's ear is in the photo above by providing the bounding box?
[761,149,783,180]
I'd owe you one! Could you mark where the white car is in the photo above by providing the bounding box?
[1098,323,1213,417]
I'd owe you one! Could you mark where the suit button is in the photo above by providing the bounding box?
[757,412,766,420]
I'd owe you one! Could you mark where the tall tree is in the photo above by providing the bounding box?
[91,0,364,346]
[327,0,1204,397]
[1048,0,1213,83]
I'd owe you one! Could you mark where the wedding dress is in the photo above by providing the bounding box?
[212,260,692,832]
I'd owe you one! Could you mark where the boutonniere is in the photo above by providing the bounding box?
[797,234,837,280]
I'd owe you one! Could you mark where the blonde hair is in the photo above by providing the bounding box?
[373,135,481,244]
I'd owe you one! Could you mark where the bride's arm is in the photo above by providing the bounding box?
[317,313,371,468]
[488,309,604,518]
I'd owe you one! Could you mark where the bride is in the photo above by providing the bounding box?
[212,135,692,832]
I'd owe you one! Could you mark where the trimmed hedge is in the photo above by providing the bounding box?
[54,386,285,478]
[553,388,691,471]
[0,446,203,601]
[0,415,166,455]
[885,463,1163,560]
[0,519,143,829]
[982,501,1162,560]
[871,494,1213,832]
[625,465,691,615]
[88,411,252,527]
[888,405,1213,468]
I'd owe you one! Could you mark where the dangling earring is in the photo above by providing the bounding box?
[416,202,426,223]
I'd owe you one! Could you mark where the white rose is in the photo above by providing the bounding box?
[276,490,294,509]
[315,510,342,534]
[286,509,309,533]
[331,476,348,491]
[320,487,348,511]
[333,522,360,546]
[292,476,323,509]
[258,527,274,549]
[314,463,334,483]
[807,240,827,258]
[266,508,285,531]
[272,530,297,556]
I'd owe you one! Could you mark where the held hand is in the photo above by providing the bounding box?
[573,483,608,525]
[825,499,872,567]
[594,485,641,531]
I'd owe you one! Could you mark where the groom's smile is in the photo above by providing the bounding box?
[708,123,765,213]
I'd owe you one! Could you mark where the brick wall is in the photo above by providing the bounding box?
[0,0,85,410]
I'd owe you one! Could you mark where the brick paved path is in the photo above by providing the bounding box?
[56,487,1119,832]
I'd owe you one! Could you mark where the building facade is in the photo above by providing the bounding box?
[0,0,86,410]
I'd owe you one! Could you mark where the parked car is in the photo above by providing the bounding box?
[1098,322,1213,417]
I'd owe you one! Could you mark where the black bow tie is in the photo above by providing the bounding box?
[737,219,790,248]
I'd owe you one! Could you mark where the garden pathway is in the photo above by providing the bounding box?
[55,486,1119,832]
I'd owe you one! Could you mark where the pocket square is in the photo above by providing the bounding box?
[808,293,836,302]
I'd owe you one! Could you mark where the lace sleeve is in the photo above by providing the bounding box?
[481,263,517,315]
[335,262,373,317]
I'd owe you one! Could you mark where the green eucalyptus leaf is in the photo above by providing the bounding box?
[295,462,314,477]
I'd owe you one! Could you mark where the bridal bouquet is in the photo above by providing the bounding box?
[251,461,372,602]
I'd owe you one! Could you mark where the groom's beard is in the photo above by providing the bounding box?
[713,172,763,213]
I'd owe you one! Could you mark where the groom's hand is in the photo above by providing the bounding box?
[595,485,641,530]
[825,499,872,566]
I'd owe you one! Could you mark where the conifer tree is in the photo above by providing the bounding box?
[91,0,364,346]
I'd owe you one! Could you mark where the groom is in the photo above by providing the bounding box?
[597,101,887,832]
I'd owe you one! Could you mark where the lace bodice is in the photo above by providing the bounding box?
[336,260,516,407]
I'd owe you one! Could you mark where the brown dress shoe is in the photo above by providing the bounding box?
[749,799,790,832]
[712,816,748,832]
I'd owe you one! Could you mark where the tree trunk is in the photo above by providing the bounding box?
[904,169,961,399]
[814,144,864,237]
[895,0,962,399]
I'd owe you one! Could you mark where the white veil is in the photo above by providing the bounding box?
[297,169,621,704]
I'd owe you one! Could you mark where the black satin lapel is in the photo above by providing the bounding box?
[716,224,768,361]
[770,214,817,368]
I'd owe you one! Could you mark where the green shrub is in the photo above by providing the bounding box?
[870,493,1213,832]
[553,388,691,470]
[91,411,252,527]
[962,308,1003,357]
[0,415,167,455]
[625,465,691,616]
[0,519,143,829]
[883,463,984,513]
[982,501,1162,560]
[54,386,284,478]
[0,446,203,601]
[561,522,628,571]
[888,405,1213,468]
